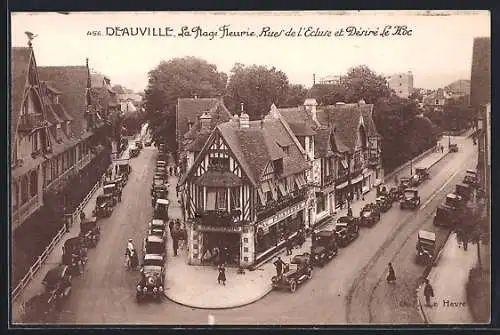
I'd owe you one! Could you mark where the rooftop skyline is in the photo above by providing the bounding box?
[11,11,490,93]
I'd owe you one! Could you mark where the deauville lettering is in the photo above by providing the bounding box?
[106,27,174,37]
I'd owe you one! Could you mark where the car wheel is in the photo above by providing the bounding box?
[289,280,297,293]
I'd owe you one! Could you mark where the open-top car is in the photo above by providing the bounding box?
[376,195,392,212]
[148,219,167,241]
[117,159,132,180]
[400,188,420,210]
[415,167,430,182]
[409,174,421,187]
[334,220,359,247]
[271,253,312,293]
[463,169,479,187]
[136,254,165,301]
[41,265,72,308]
[449,143,458,152]
[416,230,435,265]
[153,198,169,221]
[62,237,87,275]
[310,230,338,267]
[79,217,100,248]
[359,204,380,227]
[93,194,114,218]
[143,235,166,260]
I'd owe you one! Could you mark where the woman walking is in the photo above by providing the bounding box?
[386,262,396,283]
[217,263,226,285]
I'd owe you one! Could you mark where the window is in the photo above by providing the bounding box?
[12,182,18,210]
[206,187,227,210]
[31,131,39,153]
[209,157,229,171]
[435,99,439,105]
[316,193,326,213]
[29,170,38,197]
[21,175,29,204]
[230,187,240,210]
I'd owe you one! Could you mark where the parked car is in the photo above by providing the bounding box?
[153,198,169,221]
[271,253,312,293]
[376,184,389,197]
[415,167,430,182]
[399,177,411,191]
[136,254,165,302]
[416,230,435,265]
[156,160,167,169]
[359,204,380,227]
[135,140,143,150]
[61,237,87,276]
[79,217,100,248]
[93,195,113,218]
[400,188,421,210]
[129,147,140,158]
[388,187,401,203]
[143,235,166,260]
[463,169,479,187]
[455,183,472,202]
[409,174,421,187]
[445,193,465,209]
[151,184,169,207]
[41,265,72,309]
[376,196,392,213]
[449,143,459,152]
[103,184,118,205]
[148,219,167,241]
[334,220,359,247]
[310,230,338,267]
[433,205,461,227]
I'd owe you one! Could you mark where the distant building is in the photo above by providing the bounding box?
[384,71,414,98]
[318,74,343,85]
[445,79,471,104]
[422,88,448,112]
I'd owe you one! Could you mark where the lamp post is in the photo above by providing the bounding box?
[347,151,353,215]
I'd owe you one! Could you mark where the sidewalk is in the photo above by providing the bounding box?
[417,233,476,324]
[12,147,131,323]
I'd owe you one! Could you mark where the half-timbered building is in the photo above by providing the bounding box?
[178,110,310,268]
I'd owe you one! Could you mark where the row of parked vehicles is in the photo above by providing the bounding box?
[136,143,170,302]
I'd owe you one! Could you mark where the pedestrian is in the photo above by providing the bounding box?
[423,279,435,307]
[441,145,444,153]
[347,207,353,217]
[311,230,317,244]
[463,235,469,251]
[274,256,285,278]
[172,236,178,256]
[169,220,174,237]
[286,237,293,255]
[217,263,226,285]
[386,262,396,283]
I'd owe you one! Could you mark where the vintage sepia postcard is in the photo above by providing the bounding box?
[9,10,491,326]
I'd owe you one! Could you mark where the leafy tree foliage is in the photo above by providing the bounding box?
[225,63,289,120]
[282,84,308,107]
[308,83,351,105]
[121,108,147,136]
[143,57,228,151]
[343,65,392,103]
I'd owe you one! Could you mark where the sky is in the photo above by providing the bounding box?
[11,11,490,93]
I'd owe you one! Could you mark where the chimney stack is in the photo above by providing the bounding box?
[239,104,249,129]
[303,98,318,123]
[200,111,212,131]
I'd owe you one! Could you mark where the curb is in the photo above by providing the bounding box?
[416,283,429,324]
[163,286,273,310]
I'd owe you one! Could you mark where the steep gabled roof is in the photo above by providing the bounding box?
[176,98,220,142]
[183,101,232,140]
[278,106,317,136]
[38,66,89,138]
[11,47,32,157]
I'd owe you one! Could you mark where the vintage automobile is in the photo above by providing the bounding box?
[310,230,338,267]
[334,220,359,247]
[151,184,169,207]
[117,159,132,180]
[415,167,430,182]
[416,230,436,265]
[136,254,165,301]
[157,152,167,162]
[41,265,72,310]
[455,183,472,202]
[400,188,421,210]
[62,237,87,275]
[376,196,392,212]
[463,169,479,187]
[409,173,421,187]
[449,143,459,152]
[135,140,143,150]
[93,194,114,218]
[155,166,168,179]
[376,184,389,197]
[79,217,100,248]
[144,139,152,147]
[148,219,167,241]
[143,235,166,260]
[151,177,167,193]
[153,198,170,221]
[399,177,411,191]
[271,253,313,293]
[388,187,401,203]
[445,193,465,209]
[156,160,167,169]
[433,204,461,227]
[359,204,380,227]
[129,147,140,158]
[103,184,118,205]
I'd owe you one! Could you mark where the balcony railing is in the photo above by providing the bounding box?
[12,194,42,230]
[255,188,307,221]
[45,165,76,192]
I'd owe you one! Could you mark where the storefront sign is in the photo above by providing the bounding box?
[258,200,306,231]
[196,224,242,233]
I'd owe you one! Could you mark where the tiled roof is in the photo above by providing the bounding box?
[318,103,374,151]
[11,47,32,158]
[359,105,379,137]
[176,98,220,142]
[38,66,89,138]
[278,106,317,136]
[314,128,333,158]
[470,37,491,107]
[184,131,210,152]
[183,101,232,140]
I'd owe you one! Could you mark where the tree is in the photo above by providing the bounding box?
[225,64,289,120]
[282,84,308,107]
[408,88,424,102]
[343,65,392,103]
[308,83,351,105]
[112,85,125,94]
[443,99,475,131]
[144,57,228,150]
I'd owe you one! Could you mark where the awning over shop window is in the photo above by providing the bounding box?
[277,181,287,196]
[257,188,266,206]
[295,175,306,188]
[341,159,348,169]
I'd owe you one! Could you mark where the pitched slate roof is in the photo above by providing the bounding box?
[11,47,32,158]
[38,66,89,138]
[176,98,220,142]
[278,106,317,136]
[184,131,211,152]
[317,103,373,152]
[183,101,232,140]
[314,128,334,158]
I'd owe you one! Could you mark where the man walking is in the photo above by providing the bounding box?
[286,237,293,255]
[423,279,435,307]
[274,257,285,278]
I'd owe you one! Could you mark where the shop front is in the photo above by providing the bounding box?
[254,200,306,264]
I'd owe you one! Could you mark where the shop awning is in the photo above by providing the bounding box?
[277,181,287,196]
[257,188,266,206]
[341,159,348,169]
[195,170,242,187]
[352,174,364,184]
[295,174,306,188]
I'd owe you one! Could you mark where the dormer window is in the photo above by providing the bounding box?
[274,158,283,175]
